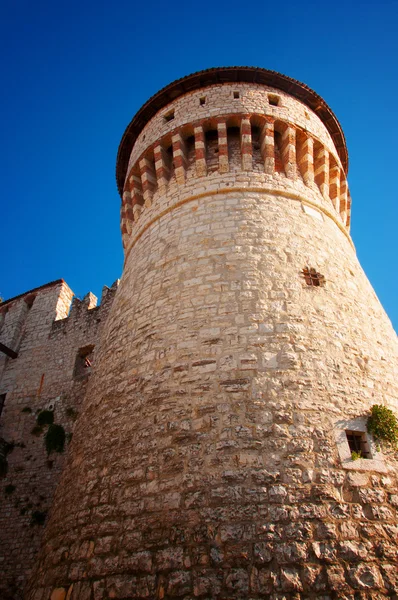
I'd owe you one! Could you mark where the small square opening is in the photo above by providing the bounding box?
[164,110,175,123]
[233,91,240,99]
[199,96,206,106]
[0,393,6,417]
[268,94,280,107]
[346,430,371,459]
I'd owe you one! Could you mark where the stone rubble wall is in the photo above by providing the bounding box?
[0,280,118,599]
[24,80,398,599]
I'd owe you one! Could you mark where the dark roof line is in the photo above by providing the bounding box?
[115,66,348,197]
[0,279,66,309]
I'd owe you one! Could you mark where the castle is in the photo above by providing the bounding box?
[1,67,398,599]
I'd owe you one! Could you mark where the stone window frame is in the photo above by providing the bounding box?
[334,417,387,473]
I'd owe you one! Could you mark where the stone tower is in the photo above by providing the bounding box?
[26,68,398,599]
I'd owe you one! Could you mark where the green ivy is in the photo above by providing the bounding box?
[45,424,65,455]
[37,410,54,427]
[367,404,398,448]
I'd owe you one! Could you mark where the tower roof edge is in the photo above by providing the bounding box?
[115,66,348,197]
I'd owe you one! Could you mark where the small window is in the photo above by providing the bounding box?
[73,345,94,379]
[302,267,325,287]
[345,430,371,459]
[268,94,280,107]
[199,96,206,106]
[233,91,240,99]
[164,110,175,123]
[24,294,36,308]
[0,394,6,417]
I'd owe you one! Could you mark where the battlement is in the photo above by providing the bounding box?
[0,280,119,353]
[120,80,351,252]
[49,280,119,338]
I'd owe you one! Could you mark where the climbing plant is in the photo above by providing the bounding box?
[367,404,398,448]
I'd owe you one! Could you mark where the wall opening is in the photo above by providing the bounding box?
[199,96,206,106]
[0,394,6,417]
[268,94,280,106]
[24,294,36,309]
[73,345,95,380]
[233,91,240,99]
[164,110,175,123]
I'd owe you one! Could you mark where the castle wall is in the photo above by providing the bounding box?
[24,76,398,600]
[0,280,117,599]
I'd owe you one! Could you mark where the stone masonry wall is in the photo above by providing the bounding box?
[25,79,398,599]
[0,280,118,599]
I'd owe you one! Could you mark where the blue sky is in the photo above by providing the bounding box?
[1,0,397,330]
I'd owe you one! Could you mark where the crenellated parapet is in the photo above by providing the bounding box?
[119,76,352,252]
[49,280,119,339]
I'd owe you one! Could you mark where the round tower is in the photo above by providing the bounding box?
[27,68,398,599]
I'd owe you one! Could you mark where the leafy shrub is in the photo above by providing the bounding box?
[367,404,398,447]
[351,451,361,461]
[37,410,54,427]
[45,424,65,455]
